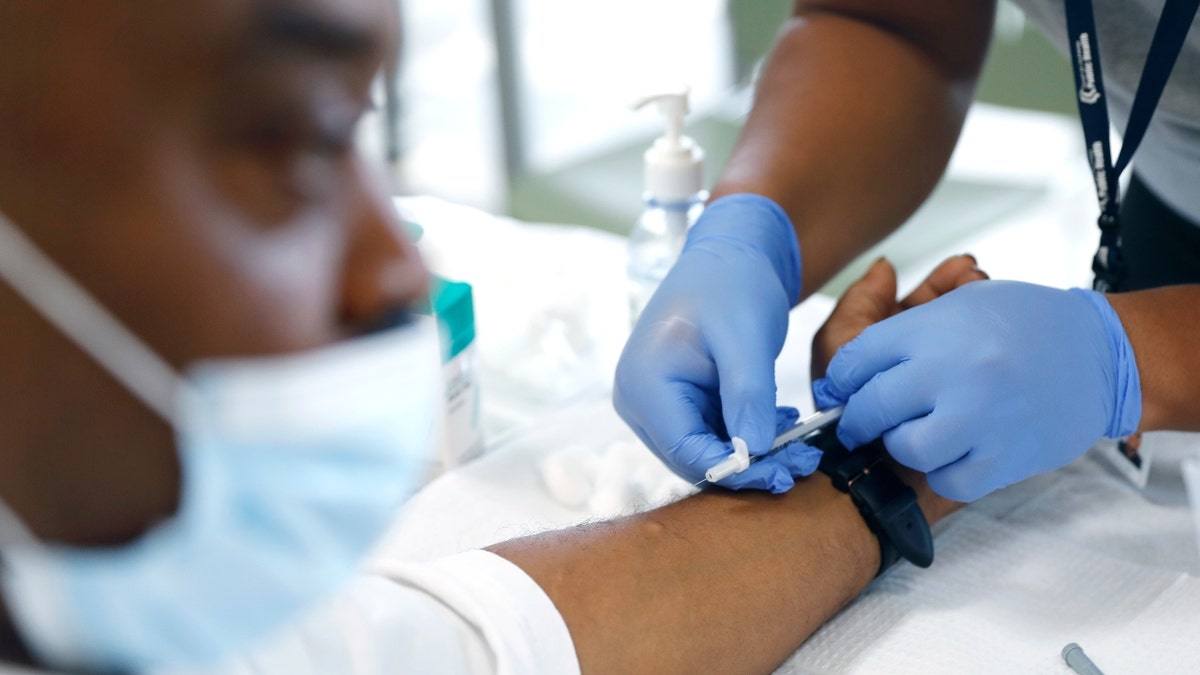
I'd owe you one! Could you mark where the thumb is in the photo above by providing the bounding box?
[717,361,779,458]
[812,258,899,382]
[708,291,789,458]
[836,257,899,324]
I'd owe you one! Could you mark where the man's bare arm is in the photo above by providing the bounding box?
[712,0,996,297]
[491,471,957,674]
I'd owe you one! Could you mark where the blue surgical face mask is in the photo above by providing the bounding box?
[0,209,443,672]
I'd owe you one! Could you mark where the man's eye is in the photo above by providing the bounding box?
[247,98,364,160]
[306,116,359,157]
[306,96,371,157]
[216,87,373,221]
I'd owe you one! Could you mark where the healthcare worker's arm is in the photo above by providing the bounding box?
[1105,288,1200,431]
[494,257,976,675]
[716,1,996,290]
[614,0,997,492]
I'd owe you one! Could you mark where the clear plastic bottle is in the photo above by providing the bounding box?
[627,87,707,327]
[627,192,706,324]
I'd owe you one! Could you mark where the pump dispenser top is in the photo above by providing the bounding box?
[626,86,708,326]
[631,87,705,202]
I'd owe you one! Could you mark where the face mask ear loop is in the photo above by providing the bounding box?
[0,210,184,425]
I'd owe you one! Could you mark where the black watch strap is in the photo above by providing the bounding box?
[810,429,934,576]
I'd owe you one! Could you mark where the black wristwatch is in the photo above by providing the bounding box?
[806,425,934,577]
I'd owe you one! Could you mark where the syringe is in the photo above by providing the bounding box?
[696,406,845,487]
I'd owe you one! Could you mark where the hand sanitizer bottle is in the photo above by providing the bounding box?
[627,87,708,327]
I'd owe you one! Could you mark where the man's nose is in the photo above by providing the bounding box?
[338,159,430,331]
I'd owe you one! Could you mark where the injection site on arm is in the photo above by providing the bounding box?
[701,406,845,486]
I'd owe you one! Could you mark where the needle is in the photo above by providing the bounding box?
[693,406,844,488]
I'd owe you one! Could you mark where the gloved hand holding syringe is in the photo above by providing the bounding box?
[698,406,845,488]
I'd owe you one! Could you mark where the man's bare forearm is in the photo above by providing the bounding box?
[712,0,996,298]
[489,472,955,674]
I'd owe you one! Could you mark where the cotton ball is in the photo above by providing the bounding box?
[586,472,640,519]
[540,444,599,509]
[644,471,697,507]
[583,442,653,518]
[623,444,673,486]
[599,441,692,510]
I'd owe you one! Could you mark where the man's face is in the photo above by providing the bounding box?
[0,0,426,545]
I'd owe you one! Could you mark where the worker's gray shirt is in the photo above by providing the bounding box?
[1011,0,1200,224]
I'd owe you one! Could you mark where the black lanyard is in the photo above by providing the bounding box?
[1065,0,1199,292]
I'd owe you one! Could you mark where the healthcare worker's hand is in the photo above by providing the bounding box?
[614,194,806,493]
[811,254,989,379]
[813,281,1143,502]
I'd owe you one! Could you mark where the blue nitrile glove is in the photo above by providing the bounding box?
[613,193,820,493]
[813,280,1142,502]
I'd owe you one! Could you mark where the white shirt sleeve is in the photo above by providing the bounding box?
[195,550,579,675]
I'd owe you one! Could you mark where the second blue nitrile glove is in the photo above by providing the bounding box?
[813,280,1142,502]
[613,193,821,493]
